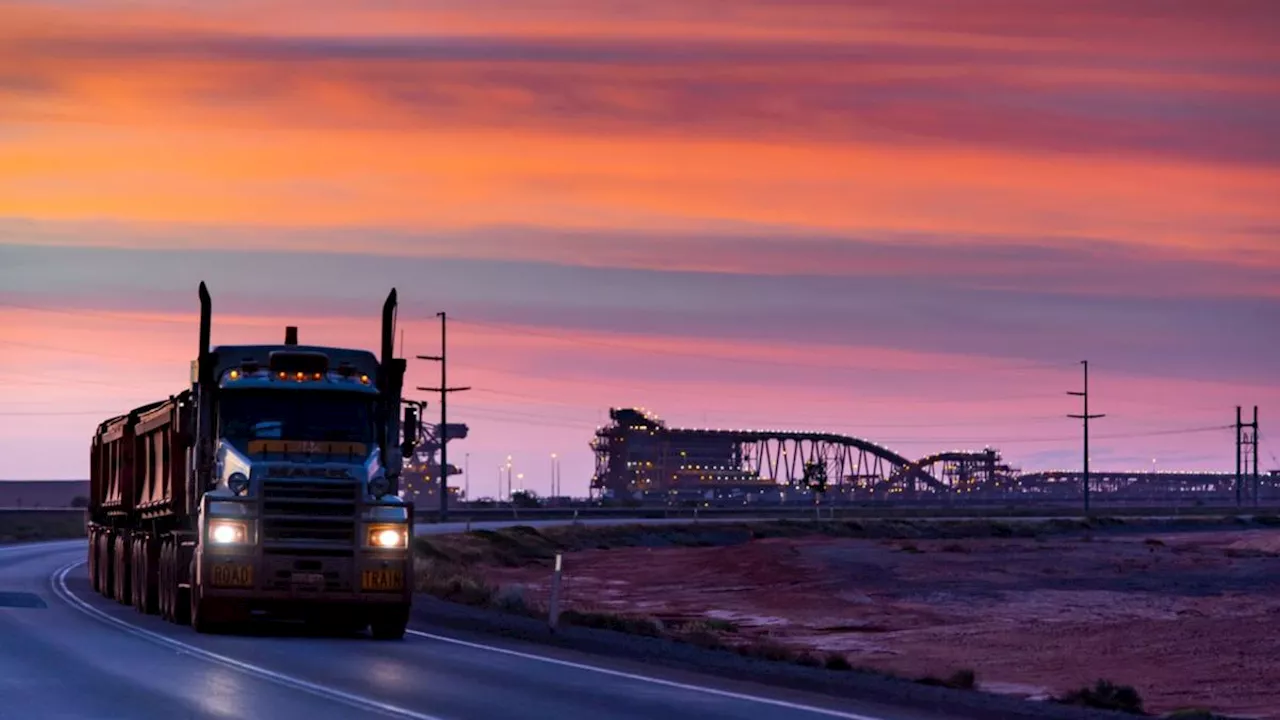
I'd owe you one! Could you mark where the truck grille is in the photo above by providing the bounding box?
[261,478,359,555]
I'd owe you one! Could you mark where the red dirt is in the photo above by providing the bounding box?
[479,529,1280,717]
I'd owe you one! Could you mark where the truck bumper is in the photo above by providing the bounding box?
[194,547,412,606]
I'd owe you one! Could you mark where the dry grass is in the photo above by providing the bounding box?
[413,517,1280,701]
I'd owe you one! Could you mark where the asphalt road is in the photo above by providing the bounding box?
[0,539,959,720]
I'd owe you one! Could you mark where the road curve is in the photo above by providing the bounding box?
[0,539,956,720]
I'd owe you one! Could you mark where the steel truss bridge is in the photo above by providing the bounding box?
[591,408,1267,502]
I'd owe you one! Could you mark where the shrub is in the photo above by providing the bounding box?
[671,621,729,651]
[918,669,977,690]
[490,584,540,617]
[794,652,822,667]
[823,653,853,671]
[704,617,739,633]
[737,638,797,662]
[558,609,664,637]
[1055,680,1144,714]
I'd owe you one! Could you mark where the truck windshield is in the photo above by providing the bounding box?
[219,390,376,444]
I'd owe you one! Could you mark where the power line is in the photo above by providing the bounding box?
[447,359,1080,409]
[0,369,163,389]
[0,409,124,416]
[462,383,1236,433]
[0,300,194,325]
[0,338,152,361]
[446,315,1078,375]
[450,403,1231,446]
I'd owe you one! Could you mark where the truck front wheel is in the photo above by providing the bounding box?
[370,606,409,640]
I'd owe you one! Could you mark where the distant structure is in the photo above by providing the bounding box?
[589,407,1263,505]
[589,408,1009,502]
[400,416,469,509]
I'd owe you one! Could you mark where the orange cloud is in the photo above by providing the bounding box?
[2,0,1277,482]
[1,1,1277,263]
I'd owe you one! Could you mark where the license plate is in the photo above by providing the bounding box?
[291,572,325,585]
[361,568,403,591]
[210,563,253,588]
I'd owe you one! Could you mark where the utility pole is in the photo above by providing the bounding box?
[1068,360,1105,515]
[1237,406,1259,507]
[417,311,470,522]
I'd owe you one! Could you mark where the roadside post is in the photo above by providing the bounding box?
[548,553,564,631]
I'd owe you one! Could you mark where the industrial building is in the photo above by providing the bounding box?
[590,408,774,501]
[589,407,1273,505]
[589,407,1004,502]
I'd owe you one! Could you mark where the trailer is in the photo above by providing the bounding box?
[86,283,420,638]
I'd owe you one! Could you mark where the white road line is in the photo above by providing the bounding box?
[45,543,890,719]
[406,629,891,720]
[51,561,448,720]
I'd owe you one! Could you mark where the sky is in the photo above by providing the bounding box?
[1,0,1278,494]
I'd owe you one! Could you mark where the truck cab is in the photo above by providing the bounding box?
[193,340,416,636]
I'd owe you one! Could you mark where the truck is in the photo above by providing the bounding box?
[86,282,421,638]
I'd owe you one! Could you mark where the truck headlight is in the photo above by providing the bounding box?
[209,519,249,545]
[366,524,407,549]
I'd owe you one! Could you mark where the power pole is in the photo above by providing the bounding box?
[417,311,470,522]
[1237,405,1259,507]
[1068,360,1105,515]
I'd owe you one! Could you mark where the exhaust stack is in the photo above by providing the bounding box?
[198,281,212,366]
[380,289,397,372]
[285,326,298,346]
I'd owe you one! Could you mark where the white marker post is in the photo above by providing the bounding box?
[548,553,564,632]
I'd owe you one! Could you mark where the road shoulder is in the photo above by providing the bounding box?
[408,595,1133,720]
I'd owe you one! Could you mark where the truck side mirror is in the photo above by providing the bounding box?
[401,406,419,456]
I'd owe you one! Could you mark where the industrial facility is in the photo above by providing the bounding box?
[590,407,1275,505]
[399,410,469,509]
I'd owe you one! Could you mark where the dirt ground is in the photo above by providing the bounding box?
[480,527,1280,718]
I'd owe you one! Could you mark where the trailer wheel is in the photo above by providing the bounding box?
[98,531,114,599]
[130,539,142,611]
[172,544,190,626]
[87,528,99,593]
[158,540,169,621]
[113,534,132,606]
[141,534,159,615]
[370,606,409,640]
